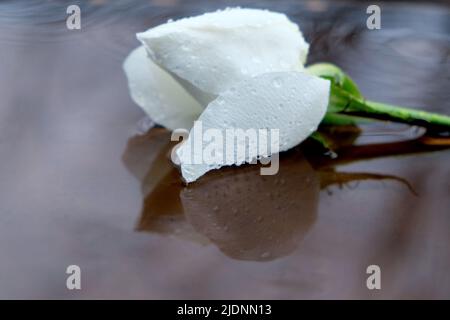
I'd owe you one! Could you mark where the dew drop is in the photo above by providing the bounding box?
[252,57,261,64]
[325,151,338,159]
[272,78,282,88]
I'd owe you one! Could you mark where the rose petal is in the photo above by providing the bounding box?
[137,8,309,104]
[176,71,330,183]
[123,46,203,130]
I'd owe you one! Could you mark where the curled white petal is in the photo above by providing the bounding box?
[176,71,330,183]
[123,46,203,130]
[137,8,309,104]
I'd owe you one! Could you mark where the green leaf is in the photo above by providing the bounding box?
[308,131,334,151]
[321,113,373,126]
[306,63,363,99]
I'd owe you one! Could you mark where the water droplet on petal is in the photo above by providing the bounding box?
[272,78,282,88]
[252,57,261,64]
[279,59,288,68]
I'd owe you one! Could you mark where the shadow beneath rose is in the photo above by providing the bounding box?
[122,126,450,261]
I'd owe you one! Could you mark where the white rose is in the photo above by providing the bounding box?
[123,7,330,182]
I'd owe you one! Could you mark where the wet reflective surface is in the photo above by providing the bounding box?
[0,0,450,299]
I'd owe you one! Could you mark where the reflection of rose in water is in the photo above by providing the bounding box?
[180,150,319,261]
[123,127,446,261]
[123,128,320,259]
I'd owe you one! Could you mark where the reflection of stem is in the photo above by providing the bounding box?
[307,136,450,197]
[319,170,418,196]
[311,136,450,168]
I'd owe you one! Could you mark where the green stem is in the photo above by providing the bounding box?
[322,113,373,126]
[333,87,450,132]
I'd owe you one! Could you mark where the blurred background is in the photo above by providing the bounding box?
[0,0,449,299]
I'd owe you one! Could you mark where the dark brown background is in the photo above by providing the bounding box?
[0,0,449,299]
